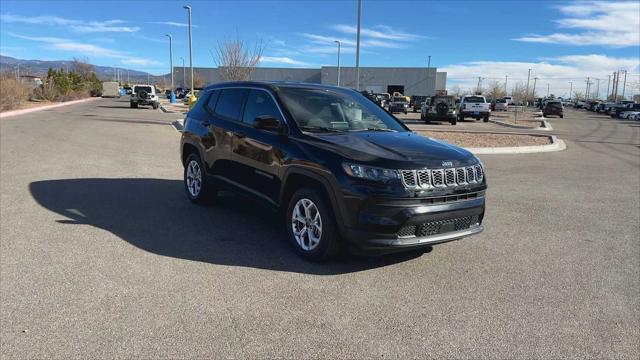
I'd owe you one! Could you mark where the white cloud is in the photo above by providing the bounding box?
[514,1,640,47]
[332,24,424,41]
[9,33,161,69]
[0,14,139,33]
[260,56,311,66]
[149,21,198,28]
[441,54,639,98]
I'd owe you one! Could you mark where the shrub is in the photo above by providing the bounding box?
[0,72,29,111]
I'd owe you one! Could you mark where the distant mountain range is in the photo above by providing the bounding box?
[0,55,168,83]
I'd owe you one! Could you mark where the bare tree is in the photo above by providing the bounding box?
[512,81,528,105]
[214,34,265,81]
[573,91,585,101]
[193,72,206,88]
[485,80,505,101]
[72,57,94,79]
[449,85,462,97]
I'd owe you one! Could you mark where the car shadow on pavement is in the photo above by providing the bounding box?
[29,178,427,275]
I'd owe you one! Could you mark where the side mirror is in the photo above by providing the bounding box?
[254,115,282,132]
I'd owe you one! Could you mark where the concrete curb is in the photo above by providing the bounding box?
[488,118,553,131]
[171,118,184,133]
[466,135,566,155]
[160,104,175,114]
[0,97,99,119]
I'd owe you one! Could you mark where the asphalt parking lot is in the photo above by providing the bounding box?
[1,98,639,358]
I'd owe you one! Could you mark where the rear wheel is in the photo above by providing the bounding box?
[184,153,216,204]
[450,117,457,125]
[483,114,489,122]
[130,102,138,108]
[152,102,159,110]
[286,187,342,261]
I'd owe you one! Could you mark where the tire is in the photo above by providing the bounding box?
[286,187,342,261]
[152,103,159,110]
[560,115,564,118]
[483,115,489,123]
[184,153,216,204]
[404,110,408,114]
[450,118,457,125]
[130,102,138,108]
[458,114,464,122]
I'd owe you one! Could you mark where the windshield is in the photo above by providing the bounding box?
[134,86,152,93]
[496,99,506,103]
[277,87,407,133]
[465,96,485,103]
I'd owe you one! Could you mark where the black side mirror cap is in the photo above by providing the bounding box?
[254,115,282,132]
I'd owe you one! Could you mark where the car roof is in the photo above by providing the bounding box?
[203,81,346,93]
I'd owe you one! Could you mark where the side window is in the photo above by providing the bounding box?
[242,90,282,125]
[214,89,248,121]
[205,90,219,113]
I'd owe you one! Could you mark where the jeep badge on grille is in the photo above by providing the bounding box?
[442,161,453,167]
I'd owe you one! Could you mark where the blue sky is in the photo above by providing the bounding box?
[1,0,638,97]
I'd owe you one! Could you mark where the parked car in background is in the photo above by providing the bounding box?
[458,95,491,122]
[388,96,409,114]
[421,95,457,125]
[575,100,586,109]
[180,82,486,260]
[616,103,640,118]
[130,84,159,109]
[503,96,514,105]
[411,95,427,112]
[542,100,563,118]
[101,81,120,98]
[494,98,508,111]
[182,90,200,104]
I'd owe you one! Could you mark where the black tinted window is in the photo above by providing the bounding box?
[205,90,219,112]
[214,89,248,121]
[242,90,281,125]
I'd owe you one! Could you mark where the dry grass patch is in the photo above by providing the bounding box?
[420,131,551,148]
[0,73,29,111]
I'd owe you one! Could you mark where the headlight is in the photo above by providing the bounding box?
[342,163,399,183]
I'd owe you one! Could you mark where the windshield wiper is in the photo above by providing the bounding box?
[353,128,397,132]
[299,125,344,133]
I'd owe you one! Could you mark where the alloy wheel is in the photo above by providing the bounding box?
[186,160,202,197]
[291,198,323,251]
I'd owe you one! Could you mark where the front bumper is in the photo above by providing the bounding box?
[341,194,485,255]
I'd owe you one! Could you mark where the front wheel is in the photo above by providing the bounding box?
[130,102,138,108]
[483,115,489,122]
[286,188,342,261]
[152,103,159,110]
[184,153,216,204]
[450,118,457,125]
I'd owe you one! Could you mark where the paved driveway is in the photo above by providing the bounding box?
[1,99,638,358]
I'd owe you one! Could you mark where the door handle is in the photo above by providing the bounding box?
[234,131,246,138]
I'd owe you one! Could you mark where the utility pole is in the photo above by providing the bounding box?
[184,5,194,95]
[476,76,482,94]
[547,83,550,97]
[166,34,176,103]
[595,78,600,100]
[569,81,573,99]
[613,72,619,100]
[427,55,431,95]
[504,75,508,94]
[585,77,590,100]
[532,77,538,99]
[621,70,628,100]
[525,68,531,106]
[606,75,611,100]
[334,40,341,86]
[355,0,362,91]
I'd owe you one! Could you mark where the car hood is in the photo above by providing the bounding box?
[304,131,476,168]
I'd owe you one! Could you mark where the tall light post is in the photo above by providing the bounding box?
[525,68,531,106]
[184,5,194,96]
[569,81,573,99]
[621,70,628,100]
[180,57,186,88]
[606,75,611,100]
[427,55,431,95]
[355,0,362,90]
[547,83,550,97]
[334,40,341,86]
[166,34,176,103]
[504,75,508,95]
[532,77,538,99]
[595,78,600,100]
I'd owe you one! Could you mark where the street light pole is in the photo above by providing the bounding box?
[532,77,538,99]
[427,55,431,96]
[547,83,550,97]
[334,40,341,86]
[180,57,186,88]
[595,78,600,100]
[184,5,194,95]
[355,0,362,91]
[569,81,573,99]
[504,75,508,95]
[606,75,611,100]
[621,70,628,100]
[525,68,531,106]
[166,34,176,103]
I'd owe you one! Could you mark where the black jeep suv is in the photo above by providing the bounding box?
[180,82,486,260]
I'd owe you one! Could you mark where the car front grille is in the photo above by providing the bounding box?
[398,215,480,238]
[400,165,483,190]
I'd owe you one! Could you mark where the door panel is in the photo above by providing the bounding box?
[230,90,286,202]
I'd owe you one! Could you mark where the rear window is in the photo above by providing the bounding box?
[214,89,248,121]
[465,96,485,103]
[134,86,152,93]
[547,101,561,105]
[496,99,507,103]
